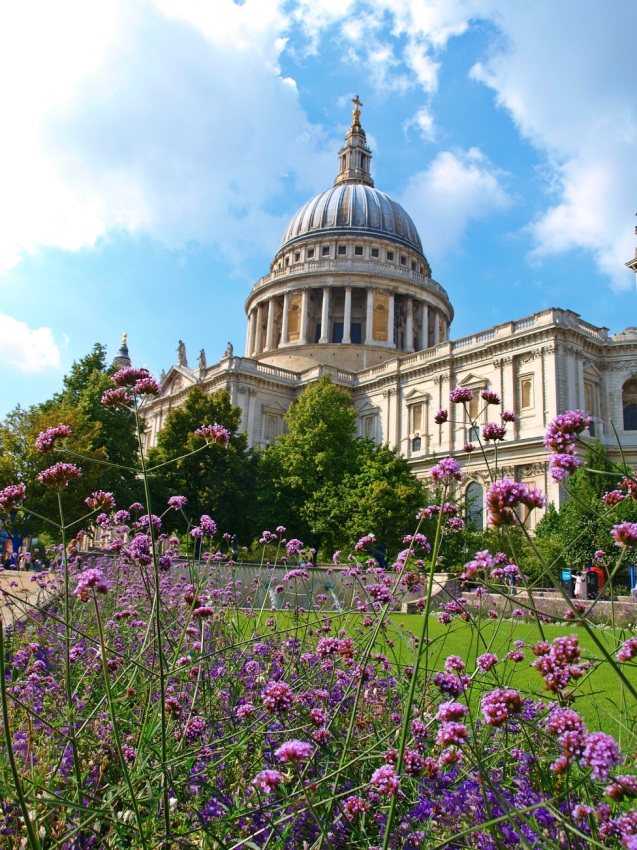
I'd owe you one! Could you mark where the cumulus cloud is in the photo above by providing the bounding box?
[399,147,511,262]
[0,312,62,373]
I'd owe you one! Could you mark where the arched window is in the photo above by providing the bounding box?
[623,379,637,431]
[466,482,484,531]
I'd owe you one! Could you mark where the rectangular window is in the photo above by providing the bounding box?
[307,248,315,258]
[400,255,407,266]
[265,415,280,442]
[411,261,416,271]
[354,246,363,255]
[520,376,534,409]
[322,246,330,256]
[332,322,344,343]
[338,245,347,255]
[412,404,423,433]
[294,252,300,262]
[468,392,480,420]
[364,416,376,438]
[351,323,362,344]
[371,248,379,258]
[387,250,394,261]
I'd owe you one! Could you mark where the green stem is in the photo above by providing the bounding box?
[0,623,42,850]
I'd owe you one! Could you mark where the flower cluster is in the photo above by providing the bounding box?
[430,457,464,484]
[480,688,524,727]
[167,495,188,510]
[74,568,109,602]
[544,410,591,482]
[531,635,589,694]
[370,764,400,796]
[253,769,284,795]
[485,478,545,526]
[611,522,637,547]
[262,681,294,714]
[449,387,474,404]
[0,482,26,513]
[35,424,72,452]
[275,740,312,763]
[434,408,448,424]
[194,424,231,445]
[481,389,501,405]
[38,462,82,489]
[482,422,506,442]
[85,491,116,511]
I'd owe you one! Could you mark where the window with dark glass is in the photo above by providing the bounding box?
[351,323,362,344]
[354,246,363,255]
[371,248,379,257]
[400,255,407,265]
[623,378,637,430]
[307,248,315,258]
[338,245,346,255]
[322,246,330,256]
[412,437,422,452]
[387,250,394,261]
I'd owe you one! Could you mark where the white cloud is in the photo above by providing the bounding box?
[0,312,62,372]
[404,107,437,142]
[399,147,510,261]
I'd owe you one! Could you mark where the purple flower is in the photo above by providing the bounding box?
[606,775,637,801]
[581,732,620,781]
[253,769,283,794]
[133,376,160,396]
[370,763,400,795]
[449,387,474,404]
[476,653,498,672]
[0,483,26,513]
[501,409,518,423]
[480,688,524,726]
[482,422,507,442]
[355,534,376,552]
[436,702,468,722]
[485,478,545,526]
[74,568,109,602]
[481,389,501,405]
[112,366,152,387]
[463,442,475,453]
[434,671,470,697]
[85,491,116,511]
[544,410,591,452]
[38,462,82,489]
[101,387,131,408]
[262,681,294,714]
[195,424,231,445]
[436,721,470,746]
[430,457,464,484]
[275,739,313,763]
[35,424,72,452]
[168,495,188,510]
[434,408,448,424]
[286,538,304,556]
[612,522,637,547]
[136,514,162,532]
[444,655,466,672]
[617,637,637,662]
[549,450,584,482]
[200,515,217,536]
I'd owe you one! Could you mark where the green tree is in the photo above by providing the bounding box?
[147,387,256,541]
[0,345,141,538]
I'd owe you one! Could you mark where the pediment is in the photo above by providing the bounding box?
[262,400,288,414]
[404,388,429,402]
[583,363,601,381]
[161,366,197,395]
[457,372,488,387]
[356,400,378,415]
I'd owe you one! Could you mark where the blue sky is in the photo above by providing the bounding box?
[1,0,636,417]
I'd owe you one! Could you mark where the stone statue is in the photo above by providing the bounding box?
[122,332,127,346]
[223,341,233,358]
[160,369,166,383]
[177,340,187,366]
[198,348,207,370]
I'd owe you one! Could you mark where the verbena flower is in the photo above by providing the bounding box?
[355,534,376,552]
[616,637,637,661]
[167,495,188,510]
[480,688,524,726]
[275,740,313,763]
[481,389,501,404]
[262,681,294,714]
[612,522,637,547]
[449,387,474,404]
[85,491,116,511]
[38,462,82,489]
[482,423,506,441]
[0,483,26,513]
[74,568,109,602]
[603,488,625,506]
[101,387,132,408]
[501,409,518,422]
[195,424,231,445]
[581,732,620,781]
[200,515,217,536]
[430,457,464,484]
[112,366,152,388]
[544,410,591,452]
[550,451,584,482]
[485,478,545,526]
[434,408,448,424]
[370,763,400,795]
[35,424,72,452]
[133,376,160,396]
[253,769,283,794]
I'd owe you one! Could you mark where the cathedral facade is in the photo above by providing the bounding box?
[140,103,637,530]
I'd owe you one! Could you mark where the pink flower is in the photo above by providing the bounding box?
[74,568,109,602]
[0,483,26,513]
[262,681,294,714]
[550,451,584,482]
[275,739,313,763]
[200,515,217,536]
[434,408,448,424]
[480,688,524,726]
[35,424,72,452]
[195,424,231,445]
[581,732,620,781]
[501,410,518,423]
[101,387,131,408]
[355,534,376,552]
[133,376,160,396]
[616,637,637,662]
[85,491,116,511]
[485,478,545,526]
[112,367,152,388]
[612,522,637,547]
[167,495,188,510]
[436,722,470,746]
[476,653,498,672]
[253,769,283,794]
[482,423,506,442]
[481,389,501,405]
[38,463,82,489]
[370,764,400,795]
[544,410,591,452]
[449,387,474,404]
[430,457,464,484]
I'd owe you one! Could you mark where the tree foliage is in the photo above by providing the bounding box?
[147,387,256,541]
[0,344,140,538]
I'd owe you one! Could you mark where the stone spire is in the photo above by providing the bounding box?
[113,332,131,369]
[334,95,374,187]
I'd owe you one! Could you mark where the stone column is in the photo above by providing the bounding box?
[433,309,440,346]
[387,294,395,348]
[319,287,330,343]
[281,292,290,346]
[255,304,264,355]
[420,303,429,350]
[300,289,309,345]
[405,298,414,352]
[245,309,255,357]
[343,286,352,344]
[265,298,275,351]
[365,288,374,344]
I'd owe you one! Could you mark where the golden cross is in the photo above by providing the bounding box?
[352,95,363,125]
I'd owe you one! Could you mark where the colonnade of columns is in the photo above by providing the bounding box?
[245,286,448,358]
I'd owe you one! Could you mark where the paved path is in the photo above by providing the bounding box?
[0,570,57,628]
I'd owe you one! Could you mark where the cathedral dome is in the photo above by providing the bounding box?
[279,184,424,255]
